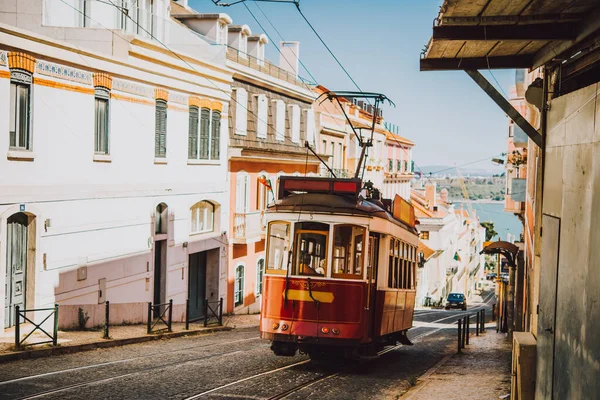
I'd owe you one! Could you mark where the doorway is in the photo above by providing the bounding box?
[153,240,167,316]
[4,213,29,328]
[188,251,207,321]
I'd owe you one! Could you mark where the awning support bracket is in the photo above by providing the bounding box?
[465,69,542,148]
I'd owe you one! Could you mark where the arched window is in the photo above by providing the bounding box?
[256,259,265,295]
[155,203,168,234]
[234,264,244,307]
[191,201,214,234]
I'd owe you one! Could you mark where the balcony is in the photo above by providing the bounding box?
[232,211,265,244]
[226,47,306,87]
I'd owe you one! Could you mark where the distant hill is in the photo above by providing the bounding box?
[418,165,504,177]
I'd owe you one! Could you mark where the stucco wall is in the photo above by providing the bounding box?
[538,82,599,398]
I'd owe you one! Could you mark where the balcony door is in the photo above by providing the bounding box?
[236,172,250,214]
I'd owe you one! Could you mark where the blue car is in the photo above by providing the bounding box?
[445,293,467,310]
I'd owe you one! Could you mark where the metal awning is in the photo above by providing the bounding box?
[420,0,600,71]
[480,241,519,268]
[419,0,600,149]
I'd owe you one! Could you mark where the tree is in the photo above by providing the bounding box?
[481,221,498,241]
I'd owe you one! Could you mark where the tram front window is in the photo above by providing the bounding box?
[294,222,328,276]
[333,225,366,279]
[266,221,291,274]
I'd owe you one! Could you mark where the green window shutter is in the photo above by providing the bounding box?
[211,111,221,160]
[199,108,210,159]
[188,106,199,159]
[155,100,167,158]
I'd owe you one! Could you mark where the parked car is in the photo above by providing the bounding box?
[486,272,497,280]
[445,293,467,310]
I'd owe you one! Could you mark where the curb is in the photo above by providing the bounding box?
[0,326,233,364]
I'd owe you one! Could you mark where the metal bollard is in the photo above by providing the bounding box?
[203,299,209,327]
[185,299,190,331]
[168,299,173,332]
[466,315,470,345]
[481,309,485,333]
[103,301,110,339]
[476,311,480,336]
[492,303,496,321]
[462,317,467,347]
[15,305,20,350]
[458,318,462,352]
[53,303,59,346]
[147,302,152,334]
[219,298,224,326]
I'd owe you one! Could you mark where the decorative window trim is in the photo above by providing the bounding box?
[190,201,215,235]
[94,87,110,156]
[155,99,168,158]
[234,264,245,307]
[9,68,33,153]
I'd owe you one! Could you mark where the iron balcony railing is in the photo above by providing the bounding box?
[226,47,309,87]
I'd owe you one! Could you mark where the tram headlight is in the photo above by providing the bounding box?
[321,327,330,334]
[281,323,289,331]
[272,323,280,330]
[331,328,340,335]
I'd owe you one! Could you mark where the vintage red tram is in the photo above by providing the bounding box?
[260,176,419,359]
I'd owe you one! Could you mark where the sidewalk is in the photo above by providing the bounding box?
[402,325,512,400]
[0,313,260,362]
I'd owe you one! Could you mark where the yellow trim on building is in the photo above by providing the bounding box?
[0,70,10,79]
[211,100,223,112]
[93,72,112,90]
[34,77,94,95]
[111,92,154,106]
[154,88,169,101]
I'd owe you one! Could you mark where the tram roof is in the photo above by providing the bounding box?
[269,193,418,234]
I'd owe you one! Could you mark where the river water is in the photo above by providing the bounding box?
[455,201,522,241]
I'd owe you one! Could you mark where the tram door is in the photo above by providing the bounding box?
[367,233,380,338]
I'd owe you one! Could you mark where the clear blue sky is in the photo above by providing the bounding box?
[190,0,513,169]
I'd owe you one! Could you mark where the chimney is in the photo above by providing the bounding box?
[440,188,449,203]
[279,41,299,77]
[425,182,437,209]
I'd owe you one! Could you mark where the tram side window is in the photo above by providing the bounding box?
[294,222,328,276]
[266,221,291,273]
[332,225,366,279]
[388,238,417,289]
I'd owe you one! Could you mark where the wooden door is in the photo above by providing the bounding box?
[4,213,28,328]
[188,252,207,321]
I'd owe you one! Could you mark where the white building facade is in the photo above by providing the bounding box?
[0,0,233,332]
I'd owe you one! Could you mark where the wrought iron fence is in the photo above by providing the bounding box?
[204,298,223,327]
[14,304,59,350]
[147,299,173,334]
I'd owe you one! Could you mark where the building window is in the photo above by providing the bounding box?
[235,88,248,136]
[234,265,244,306]
[290,104,300,143]
[94,88,110,154]
[256,94,268,139]
[256,258,265,295]
[404,160,408,172]
[191,201,214,234]
[397,160,402,173]
[274,100,285,141]
[199,108,210,159]
[211,110,221,160]
[188,106,199,159]
[9,71,32,150]
[236,172,250,213]
[321,140,327,154]
[388,159,393,172]
[420,231,430,240]
[155,99,167,158]
[155,203,168,234]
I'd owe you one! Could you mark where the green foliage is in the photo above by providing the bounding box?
[480,221,498,241]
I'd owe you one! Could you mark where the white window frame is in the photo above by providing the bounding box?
[9,70,33,151]
[236,171,250,213]
[190,201,215,234]
[235,88,248,136]
[234,264,245,307]
[94,87,110,155]
[256,258,265,295]
[304,108,315,144]
[255,94,268,139]
[274,99,285,141]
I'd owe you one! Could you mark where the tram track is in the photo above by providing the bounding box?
[0,336,260,387]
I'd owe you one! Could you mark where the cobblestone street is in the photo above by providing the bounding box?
[0,297,503,400]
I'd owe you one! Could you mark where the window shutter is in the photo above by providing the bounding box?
[210,111,221,160]
[188,106,199,159]
[256,94,267,139]
[155,100,167,157]
[236,173,246,213]
[275,100,285,141]
[290,105,300,143]
[305,108,315,144]
[199,108,210,159]
[235,88,247,135]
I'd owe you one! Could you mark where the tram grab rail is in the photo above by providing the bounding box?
[14,304,59,350]
[457,309,486,352]
[147,299,173,334]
